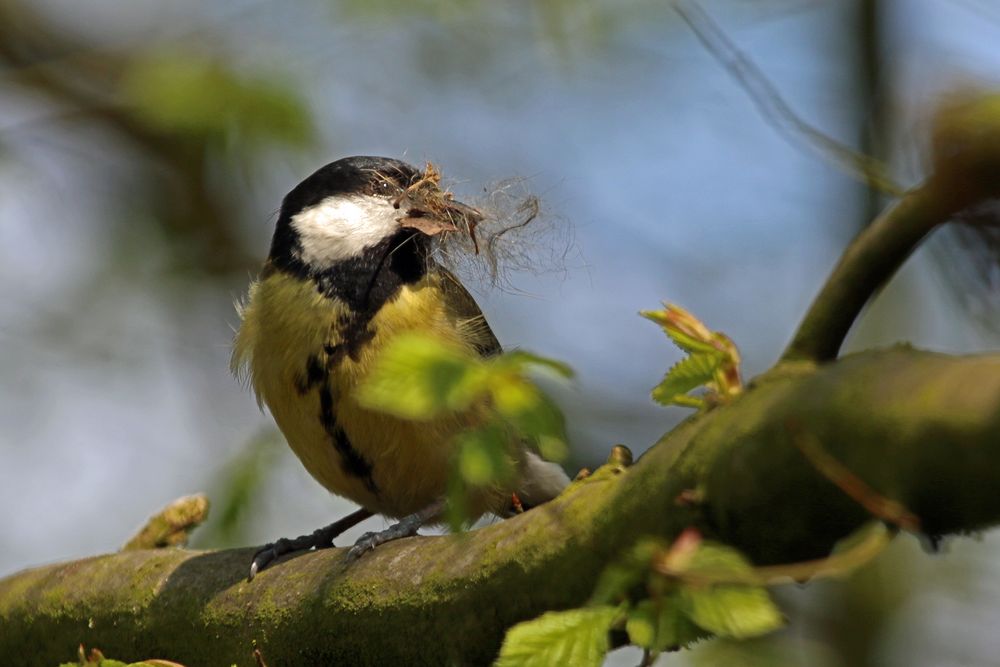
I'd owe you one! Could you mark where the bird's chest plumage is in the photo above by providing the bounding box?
[235,269,490,518]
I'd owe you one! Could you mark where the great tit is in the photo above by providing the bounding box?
[233,156,570,578]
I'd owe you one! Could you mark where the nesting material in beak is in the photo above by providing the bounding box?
[392,163,485,251]
[375,160,562,289]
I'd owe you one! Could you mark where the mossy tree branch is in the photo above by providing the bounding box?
[1,348,998,666]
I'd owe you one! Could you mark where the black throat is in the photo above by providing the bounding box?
[266,230,431,361]
[314,230,429,308]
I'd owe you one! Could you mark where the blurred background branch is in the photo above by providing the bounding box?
[0,0,314,275]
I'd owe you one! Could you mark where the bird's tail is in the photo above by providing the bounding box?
[514,451,571,509]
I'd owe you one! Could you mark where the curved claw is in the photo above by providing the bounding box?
[247,507,374,581]
[248,536,301,581]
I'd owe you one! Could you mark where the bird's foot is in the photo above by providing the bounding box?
[248,507,372,580]
[346,498,445,561]
[346,516,423,560]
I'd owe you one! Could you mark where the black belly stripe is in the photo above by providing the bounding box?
[333,427,379,495]
[336,311,377,362]
[295,354,327,395]
[318,382,379,495]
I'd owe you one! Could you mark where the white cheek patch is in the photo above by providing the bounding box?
[291,194,401,266]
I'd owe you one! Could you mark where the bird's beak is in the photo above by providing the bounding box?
[398,197,484,239]
[391,162,485,250]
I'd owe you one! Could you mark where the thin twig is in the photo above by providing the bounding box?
[653,522,892,586]
[673,0,903,196]
[788,421,921,531]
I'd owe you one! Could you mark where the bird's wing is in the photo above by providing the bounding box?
[433,266,503,358]
[434,268,570,505]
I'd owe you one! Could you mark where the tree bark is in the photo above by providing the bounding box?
[2,348,998,666]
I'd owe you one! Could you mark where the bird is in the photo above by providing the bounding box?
[232,156,571,579]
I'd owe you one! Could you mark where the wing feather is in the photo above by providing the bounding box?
[433,266,502,358]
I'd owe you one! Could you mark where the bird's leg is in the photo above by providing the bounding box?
[346,498,446,561]
[248,507,373,580]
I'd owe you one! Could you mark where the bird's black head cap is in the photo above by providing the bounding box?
[269,156,421,265]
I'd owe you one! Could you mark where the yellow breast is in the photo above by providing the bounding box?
[233,269,503,518]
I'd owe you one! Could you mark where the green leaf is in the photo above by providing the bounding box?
[490,379,568,461]
[356,333,488,419]
[680,542,784,639]
[651,352,721,406]
[625,600,656,648]
[494,606,623,667]
[533,433,569,462]
[457,424,514,486]
[451,423,515,530]
[445,471,470,533]
[678,543,784,639]
[671,395,707,409]
[590,563,646,606]
[682,584,783,640]
[120,54,312,145]
[684,542,755,574]
[499,350,575,379]
[628,598,708,651]
[664,327,718,355]
[590,539,664,605]
[830,520,890,558]
[357,334,571,460]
